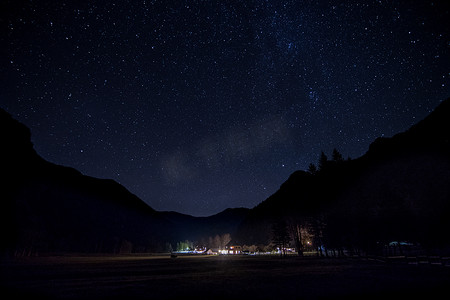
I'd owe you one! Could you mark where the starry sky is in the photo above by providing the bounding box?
[1,1,449,216]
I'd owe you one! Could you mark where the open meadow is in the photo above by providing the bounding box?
[2,254,450,299]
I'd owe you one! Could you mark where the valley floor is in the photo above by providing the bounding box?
[1,254,449,299]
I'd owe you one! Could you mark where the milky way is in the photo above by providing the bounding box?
[1,1,449,216]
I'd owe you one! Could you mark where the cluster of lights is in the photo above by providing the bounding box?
[173,244,316,255]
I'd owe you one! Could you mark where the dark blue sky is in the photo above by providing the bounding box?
[1,0,449,216]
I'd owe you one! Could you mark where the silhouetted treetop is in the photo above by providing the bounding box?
[332,148,344,162]
[307,163,317,175]
[318,151,328,171]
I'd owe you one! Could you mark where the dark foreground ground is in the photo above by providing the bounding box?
[1,254,450,299]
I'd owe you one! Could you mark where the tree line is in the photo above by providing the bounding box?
[173,233,232,252]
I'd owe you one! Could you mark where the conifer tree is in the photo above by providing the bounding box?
[318,151,328,171]
[332,148,344,162]
[307,163,317,175]
[272,219,290,257]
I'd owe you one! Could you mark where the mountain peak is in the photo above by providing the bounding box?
[366,97,450,159]
[0,108,37,167]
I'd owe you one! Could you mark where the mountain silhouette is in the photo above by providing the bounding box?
[2,97,449,255]
[0,108,247,255]
[162,207,250,244]
[0,108,173,255]
[235,98,450,253]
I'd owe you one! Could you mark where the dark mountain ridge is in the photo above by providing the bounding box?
[235,98,450,253]
[1,106,167,254]
[2,97,449,255]
[0,108,248,255]
[161,207,250,243]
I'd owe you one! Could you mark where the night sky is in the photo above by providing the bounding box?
[1,1,449,216]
